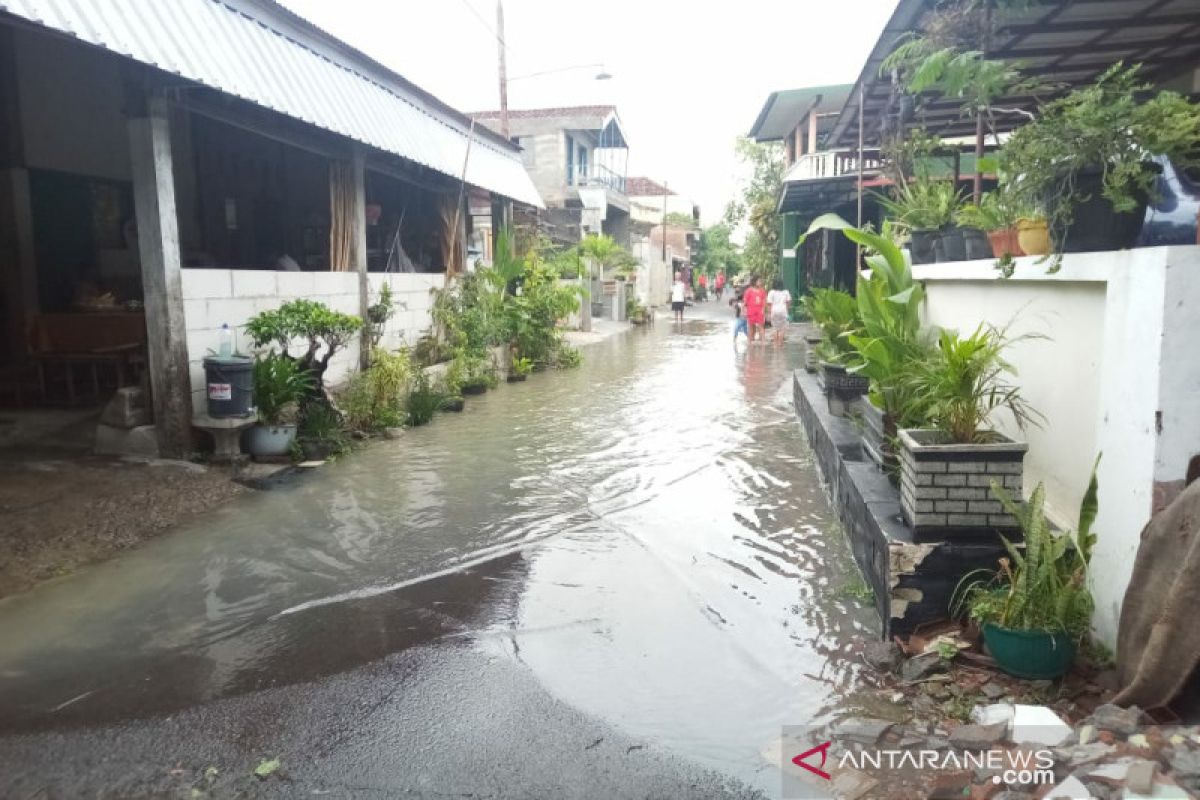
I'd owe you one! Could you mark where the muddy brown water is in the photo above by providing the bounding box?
[0,308,877,792]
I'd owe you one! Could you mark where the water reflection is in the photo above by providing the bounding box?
[0,309,875,791]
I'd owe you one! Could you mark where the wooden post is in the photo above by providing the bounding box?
[349,150,370,369]
[129,94,192,458]
[0,27,37,359]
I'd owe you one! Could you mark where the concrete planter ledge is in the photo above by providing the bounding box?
[793,370,1009,638]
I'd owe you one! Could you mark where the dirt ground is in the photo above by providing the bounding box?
[0,454,244,599]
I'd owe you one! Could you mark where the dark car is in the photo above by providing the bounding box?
[1138,157,1200,247]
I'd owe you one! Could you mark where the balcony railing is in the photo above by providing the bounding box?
[788,149,883,181]
[571,163,626,194]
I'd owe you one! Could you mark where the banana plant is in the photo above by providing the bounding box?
[799,214,932,425]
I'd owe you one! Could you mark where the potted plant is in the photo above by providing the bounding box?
[898,324,1040,540]
[454,352,495,395]
[1016,216,1050,256]
[955,190,1026,260]
[507,355,533,383]
[1002,64,1200,253]
[877,178,960,265]
[801,286,866,416]
[247,353,313,457]
[405,368,444,426]
[955,460,1099,679]
[297,402,349,461]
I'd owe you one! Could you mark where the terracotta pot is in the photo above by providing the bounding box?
[987,228,1024,258]
[1016,218,1050,256]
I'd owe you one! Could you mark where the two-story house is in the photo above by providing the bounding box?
[747,85,868,295]
[473,106,631,248]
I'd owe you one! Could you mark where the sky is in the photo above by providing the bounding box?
[279,0,898,226]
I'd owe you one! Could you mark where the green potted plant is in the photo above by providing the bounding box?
[297,402,349,461]
[803,215,934,474]
[507,355,533,383]
[877,178,961,264]
[454,351,495,395]
[955,460,1099,679]
[955,189,1027,260]
[247,353,313,457]
[898,324,1040,540]
[800,286,866,417]
[245,299,362,404]
[405,368,444,426]
[1002,64,1200,253]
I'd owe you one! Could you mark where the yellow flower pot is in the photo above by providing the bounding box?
[1016,218,1051,256]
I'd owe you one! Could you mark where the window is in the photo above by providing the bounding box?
[565,134,575,184]
[578,145,589,182]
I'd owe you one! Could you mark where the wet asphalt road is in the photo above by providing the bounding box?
[0,305,876,798]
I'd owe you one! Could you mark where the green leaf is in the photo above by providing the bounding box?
[254,758,281,779]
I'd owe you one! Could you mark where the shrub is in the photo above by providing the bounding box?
[253,353,313,426]
[341,348,412,432]
[405,369,444,426]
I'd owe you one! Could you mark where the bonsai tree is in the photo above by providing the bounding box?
[245,299,362,401]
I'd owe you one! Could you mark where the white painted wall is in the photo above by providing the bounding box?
[180,269,443,407]
[914,246,1200,647]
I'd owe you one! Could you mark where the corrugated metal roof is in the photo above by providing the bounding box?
[0,0,545,208]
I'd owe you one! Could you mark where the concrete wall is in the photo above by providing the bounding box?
[181,269,443,406]
[914,246,1200,646]
[515,132,568,206]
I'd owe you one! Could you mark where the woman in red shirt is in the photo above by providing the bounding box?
[742,276,767,344]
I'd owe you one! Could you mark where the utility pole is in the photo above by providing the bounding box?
[496,0,509,139]
[661,181,668,262]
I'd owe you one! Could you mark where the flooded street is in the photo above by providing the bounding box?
[0,306,877,798]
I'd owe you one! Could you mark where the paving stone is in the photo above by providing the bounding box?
[1126,760,1157,794]
[830,768,879,800]
[1169,748,1200,779]
[1091,704,1142,737]
[901,651,946,682]
[949,721,1009,750]
[832,717,894,745]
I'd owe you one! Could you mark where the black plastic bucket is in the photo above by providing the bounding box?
[203,355,254,418]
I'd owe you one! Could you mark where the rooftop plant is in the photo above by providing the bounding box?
[1001,63,1200,249]
[876,178,962,233]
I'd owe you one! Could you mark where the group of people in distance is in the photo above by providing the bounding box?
[731,276,791,347]
[668,270,792,348]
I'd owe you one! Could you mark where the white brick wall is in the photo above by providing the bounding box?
[182,268,444,404]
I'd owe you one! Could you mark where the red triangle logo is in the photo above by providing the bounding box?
[792,741,832,781]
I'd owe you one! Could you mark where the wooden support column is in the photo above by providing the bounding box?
[129,94,192,458]
[349,150,369,369]
[0,27,37,360]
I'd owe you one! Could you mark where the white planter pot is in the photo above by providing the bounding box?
[246,423,297,457]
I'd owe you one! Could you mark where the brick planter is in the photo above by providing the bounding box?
[822,362,869,418]
[898,429,1027,542]
[855,398,898,476]
[803,336,822,373]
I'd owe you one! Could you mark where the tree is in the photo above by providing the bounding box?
[726,137,786,278]
[693,223,742,277]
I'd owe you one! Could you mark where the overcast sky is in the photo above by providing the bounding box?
[280,0,897,225]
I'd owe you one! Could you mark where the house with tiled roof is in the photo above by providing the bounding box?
[474,106,630,247]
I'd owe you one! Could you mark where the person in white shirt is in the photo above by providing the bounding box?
[670,272,687,323]
[765,278,793,347]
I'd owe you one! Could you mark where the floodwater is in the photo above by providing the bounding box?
[0,305,876,794]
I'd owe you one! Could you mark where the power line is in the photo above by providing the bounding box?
[457,0,506,48]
